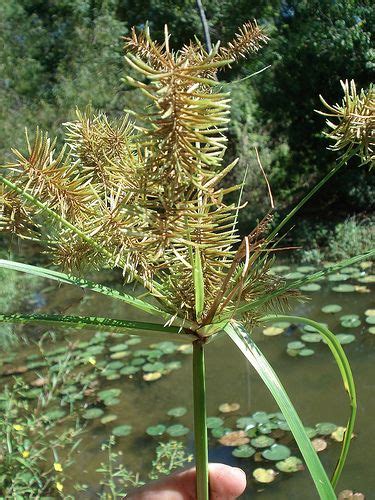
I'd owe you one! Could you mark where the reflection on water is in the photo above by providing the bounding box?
[1,263,374,498]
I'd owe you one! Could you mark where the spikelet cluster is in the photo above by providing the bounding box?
[0,22,293,327]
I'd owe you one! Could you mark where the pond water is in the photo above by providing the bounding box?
[0,261,374,498]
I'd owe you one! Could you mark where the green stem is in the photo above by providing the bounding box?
[193,340,209,500]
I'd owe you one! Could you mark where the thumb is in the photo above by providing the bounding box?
[209,463,247,500]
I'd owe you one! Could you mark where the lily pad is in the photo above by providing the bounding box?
[365,309,375,316]
[272,321,291,329]
[146,424,166,436]
[100,414,118,424]
[253,468,277,483]
[263,326,284,336]
[110,351,130,360]
[143,372,162,381]
[300,283,321,292]
[335,334,356,345]
[98,388,122,401]
[219,403,240,413]
[262,444,291,461]
[328,273,349,282]
[206,417,224,429]
[301,333,321,343]
[143,362,165,372]
[331,426,348,442]
[311,438,327,452]
[321,304,343,314]
[166,424,189,437]
[131,358,146,366]
[112,424,132,436]
[368,327,375,334]
[298,348,315,357]
[287,341,305,350]
[152,341,177,354]
[236,417,256,430]
[304,426,317,438]
[82,408,104,420]
[296,266,316,273]
[219,430,249,446]
[167,407,187,418]
[120,366,140,375]
[332,284,355,293]
[316,422,338,435]
[126,337,141,346]
[252,411,270,424]
[366,316,375,325]
[357,274,375,283]
[271,265,290,273]
[340,314,361,328]
[232,445,255,458]
[211,427,232,438]
[276,456,303,473]
[109,344,129,352]
[250,435,275,448]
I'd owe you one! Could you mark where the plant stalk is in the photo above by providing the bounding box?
[193,339,209,500]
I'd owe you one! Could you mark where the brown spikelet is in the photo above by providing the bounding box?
[217,21,269,62]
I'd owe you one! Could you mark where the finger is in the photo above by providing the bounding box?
[209,463,247,500]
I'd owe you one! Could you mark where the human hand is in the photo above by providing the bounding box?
[126,463,247,499]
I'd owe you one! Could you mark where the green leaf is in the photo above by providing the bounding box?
[260,315,357,489]
[0,312,193,341]
[225,321,336,499]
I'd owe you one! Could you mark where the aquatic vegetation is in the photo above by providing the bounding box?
[0,21,374,499]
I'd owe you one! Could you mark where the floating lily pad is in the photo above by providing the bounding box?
[100,414,118,424]
[152,341,177,354]
[263,326,284,336]
[166,424,189,437]
[165,361,182,371]
[109,344,129,352]
[232,445,255,458]
[332,284,355,293]
[304,426,317,438]
[131,358,146,366]
[276,456,303,473]
[296,266,316,273]
[366,316,375,325]
[271,265,290,273]
[328,273,349,282]
[299,348,315,357]
[335,334,356,345]
[110,351,130,360]
[106,373,121,381]
[146,424,166,436]
[258,422,278,434]
[82,408,104,420]
[301,333,321,343]
[321,304,343,314]
[105,361,125,370]
[262,444,291,461]
[211,427,232,438]
[126,337,141,346]
[300,283,321,292]
[120,366,140,375]
[143,362,165,372]
[44,409,67,421]
[143,372,162,381]
[340,314,361,328]
[236,417,256,430]
[253,468,277,483]
[252,411,270,424]
[112,424,132,436]
[250,435,275,448]
[303,323,327,333]
[219,430,249,446]
[277,421,291,431]
[98,389,122,401]
[167,407,187,418]
[365,309,375,317]
[331,426,348,442]
[287,341,305,350]
[219,403,240,413]
[272,321,291,329]
[316,422,338,435]
[207,417,224,429]
[357,274,375,283]
[311,438,327,452]
[103,397,120,406]
[368,327,375,334]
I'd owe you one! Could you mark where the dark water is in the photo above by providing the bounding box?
[1,263,374,499]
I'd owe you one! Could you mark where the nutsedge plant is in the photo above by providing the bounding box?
[0,21,374,499]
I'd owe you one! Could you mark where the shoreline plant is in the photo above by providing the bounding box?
[0,22,374,499]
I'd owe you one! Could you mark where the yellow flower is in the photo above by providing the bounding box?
[13,424,24,431]
[88,356,96,365]
[56,481,63,492]
[22,450,30,458]
[54,462,63,472]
